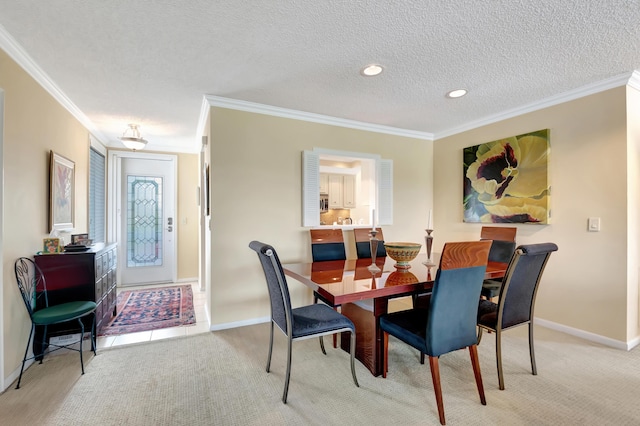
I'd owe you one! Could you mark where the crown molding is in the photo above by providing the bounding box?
[0,24,108,145]
[204,95,434,141]
[627,70,640,92]
[436,71,637,139]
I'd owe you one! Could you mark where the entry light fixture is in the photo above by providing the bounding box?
[119,124,148,151]
[361,64,383,77]
[446,89,468,98]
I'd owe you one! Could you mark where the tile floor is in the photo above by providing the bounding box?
[96,282,210,350]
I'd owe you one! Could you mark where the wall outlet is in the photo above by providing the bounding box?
[588,217,601,232]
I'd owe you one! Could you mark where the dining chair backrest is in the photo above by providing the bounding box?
[249,240,291,335]
[353,227,387,259]
[310,229,346,262]
[497,243,558,328]
[480,226,517,242]
[426,240,491,356]
[15,257,46,317]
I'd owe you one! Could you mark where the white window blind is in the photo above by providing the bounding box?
[89,147,106,242]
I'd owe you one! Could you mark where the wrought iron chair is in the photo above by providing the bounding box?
[380,240,492,425]
[14,257,97,389]
[249,241,359,403]
[480,226,517,300]
[477,242,558,390]
[353,227,387,259]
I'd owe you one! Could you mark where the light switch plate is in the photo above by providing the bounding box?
[588,217,601,232]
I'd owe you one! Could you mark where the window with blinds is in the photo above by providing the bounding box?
[89,147,106,243]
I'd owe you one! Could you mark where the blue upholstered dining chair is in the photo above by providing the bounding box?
[477,242,558,390]
[353,227,387,259]
[380,240,492,425]
[479,226,517,300]
[310,228,346,262]
[249,241,359,403]
[14,257,97,389]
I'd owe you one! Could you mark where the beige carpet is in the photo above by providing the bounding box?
[2,324,640,425]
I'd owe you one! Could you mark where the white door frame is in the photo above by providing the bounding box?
[108,151,178,286]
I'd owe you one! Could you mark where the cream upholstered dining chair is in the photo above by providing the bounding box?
[477,242,558,390]
[249,240,359,403]
[380,240,492,425]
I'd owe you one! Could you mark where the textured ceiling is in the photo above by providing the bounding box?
[1,1,640,153]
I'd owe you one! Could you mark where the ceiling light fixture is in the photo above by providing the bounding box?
[119,124,148,151]
[361,64,383,77]
[446,89,468,98]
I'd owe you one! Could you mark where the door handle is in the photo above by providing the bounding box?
[167,226,173,232]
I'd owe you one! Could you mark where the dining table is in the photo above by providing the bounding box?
[282,253,508,377]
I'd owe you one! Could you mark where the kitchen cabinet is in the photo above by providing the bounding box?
[343,175,356,208]
[327,174,356,209]
[319,173,329,194]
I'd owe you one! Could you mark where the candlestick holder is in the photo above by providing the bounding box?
[423,229,436,266]
[367,229,381,273]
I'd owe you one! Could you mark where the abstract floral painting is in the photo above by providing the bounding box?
[463,129,550,224]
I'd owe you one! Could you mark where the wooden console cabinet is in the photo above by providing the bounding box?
[34,242,118,343]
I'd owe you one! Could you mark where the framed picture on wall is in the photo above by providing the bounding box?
[462,129,550,224]
[49,151,75,231]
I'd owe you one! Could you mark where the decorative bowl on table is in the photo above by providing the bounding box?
[383,242,422,269]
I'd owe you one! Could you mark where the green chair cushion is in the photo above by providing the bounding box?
[32,301,97,325]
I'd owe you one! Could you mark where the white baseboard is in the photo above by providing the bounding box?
[535,317,637,350]
[210,316,270,331]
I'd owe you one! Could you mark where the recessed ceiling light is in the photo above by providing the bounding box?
[361,64,383,77]
[446,89,468,98]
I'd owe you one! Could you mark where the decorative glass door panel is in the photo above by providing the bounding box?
[127,175,163,267]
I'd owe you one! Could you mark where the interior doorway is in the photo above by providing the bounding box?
[109,151,177,287]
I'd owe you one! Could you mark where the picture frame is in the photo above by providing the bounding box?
[462,129,550,224]
[49,151,75,231]
[71,233,89,245]
[43,237,62,254]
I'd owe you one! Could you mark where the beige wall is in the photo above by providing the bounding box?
[176,152,200,280]
[435,87,636,344]
[1,48,91,379]
[1,50,200,388]
[626,85,640,341]
[208,107,433,326]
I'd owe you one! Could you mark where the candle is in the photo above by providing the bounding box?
[428,209,433,230]
[372,209,376,230]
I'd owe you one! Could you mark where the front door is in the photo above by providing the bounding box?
[117,155,176,286]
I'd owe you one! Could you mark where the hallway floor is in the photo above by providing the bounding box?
[96,282,210,349]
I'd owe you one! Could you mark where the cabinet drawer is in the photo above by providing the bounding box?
[95,255,104,278]
[95,277,103,300]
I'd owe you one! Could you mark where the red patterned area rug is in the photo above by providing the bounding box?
[99,285,196,336]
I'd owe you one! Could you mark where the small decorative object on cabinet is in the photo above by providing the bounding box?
[34,242,118,351]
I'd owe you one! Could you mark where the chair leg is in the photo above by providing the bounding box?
[382,332,389,378]
[319,335,326,355]
[428,356,446,426]
[468,344,486,405]
[40,325,48,364]
[477,326,484,344]
[16,324,35,389]
[266,321,274,373]
[349,330,359,387]
[78,319,85,375]
[529,322,537,376]
[282,336,293,403]
[496,330,505,390]
[91,312,97,355]
[420,352,425,364]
